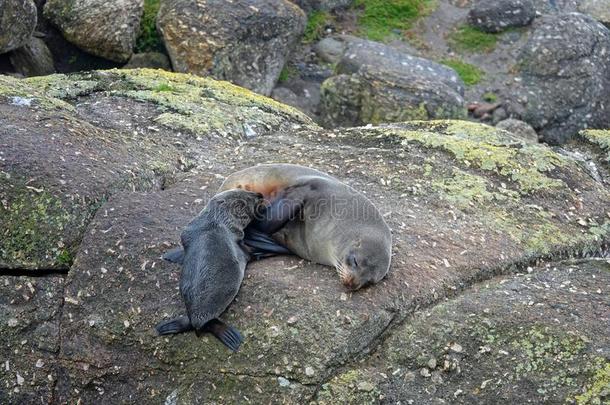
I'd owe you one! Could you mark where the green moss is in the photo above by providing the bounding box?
[483,92,497,102]
[440,58,484,85]
[392,122,566,194]
[303,10,332,43]
[0,185,80,269]
[135,0,163,53]
[575,362,610,405]
[449,25,498,53]
[354,0,435,41]
[153,83,175,92]
[578,129,610,164]
[433,168,517,209]
[278,65,298,83]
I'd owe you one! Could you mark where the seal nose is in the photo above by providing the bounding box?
[342,275,360,291]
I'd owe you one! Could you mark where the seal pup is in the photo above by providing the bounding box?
[155,189,265,351]
[219,164,392,291]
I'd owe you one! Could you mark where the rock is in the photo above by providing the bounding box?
[157,0,306,96]
[123,52,172,70]
[8,36,55,76]
[314,37,346,64]
[578,0,610,27]
[319,38,466,127]
[334,259,610,404]
[496,118,538,143]
[291,0,352,12]
[491,106,508,124]
[0,0,37,54]
[468,0,536,33]
[513,13,610,144]
[43,0,144,62]
[1,70,609,402]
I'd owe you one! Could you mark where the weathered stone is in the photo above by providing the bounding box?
[291,0,352,12]
[0,275,64,404]
[0,0,37,54]
[578,0,610,27]
[468,0,536,33]
[511,13,610,144]
[157,0,306,96]
[43,0,144,62]
[313,36,346,64]
[324,259,610,404]
[496,118,538,143]
[320,38,466,127]
[123,52,172,70]
[9,36,55,76]
[0,70,609,402]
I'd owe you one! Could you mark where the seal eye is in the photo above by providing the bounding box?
[346,252,358,268]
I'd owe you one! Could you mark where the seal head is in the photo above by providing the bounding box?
[337,235,392,291]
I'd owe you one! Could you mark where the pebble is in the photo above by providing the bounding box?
[450,342,463,353]
[357,381,375,392]
[277,376,290,387]
[420,367,431,378]
[16,373,24,385]
[305,367,315,377]
[7,318,18,327]
[427,357,437,369]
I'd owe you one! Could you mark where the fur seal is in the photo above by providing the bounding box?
[219,164,392,291]
[155,189,265,351]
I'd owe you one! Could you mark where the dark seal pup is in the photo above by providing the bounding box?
[219,164,392,291]
[155,189,265,352]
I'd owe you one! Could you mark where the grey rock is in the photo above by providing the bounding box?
[291,0,352,12]
[124,52,172,70]
[319,38,466,127]
[578,0,610,27]
[468,0,536,33]
[157,0,306,96]
[491,106,508,124]
[313,37,347,64]
[9,36,55,76]
[512,13,610,144]
[0,0,37,54]
[496,118,538,143]
[43,0,144,62]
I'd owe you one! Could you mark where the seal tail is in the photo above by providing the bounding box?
[155,315,193,335]
[201,319,243,352]
[244,227,292,259]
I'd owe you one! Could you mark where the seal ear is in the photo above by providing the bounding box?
[162,247,185,264]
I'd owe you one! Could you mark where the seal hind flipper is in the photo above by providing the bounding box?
[203,319,243,352]
[155,315,193,335]
[244,227,292,259]
[162,247,185,264]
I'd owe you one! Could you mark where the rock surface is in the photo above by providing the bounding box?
[123,52,172,71]
[9,36,55,77]
[157,0,306,96]
[512,13,610,145]
[579,0,610,27]
[468,0,536,33]
[496,118,538,143]
[291,0,352,12]
[43,0,144,62]
[1,70,609,403]
[319,38,466,127]
[0,0,37,54]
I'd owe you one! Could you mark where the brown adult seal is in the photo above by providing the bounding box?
[155,189,265,351]
[219,164,392,290]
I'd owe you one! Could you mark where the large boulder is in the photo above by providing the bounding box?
[511,13,610,145]
[578,0,610,27]
[43,0,144,62]
[319,38,466,127]
[9,36,55,76]
[0,0,37,54]
[157,0,306,96]
[468,0,536,33]
[1,70,609,403]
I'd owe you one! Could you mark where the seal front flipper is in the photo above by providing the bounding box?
[155,315,193,335]
[252,192,304,234]
[202,319,244,352]
[162,247,185,264]
[244,228,292,259]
